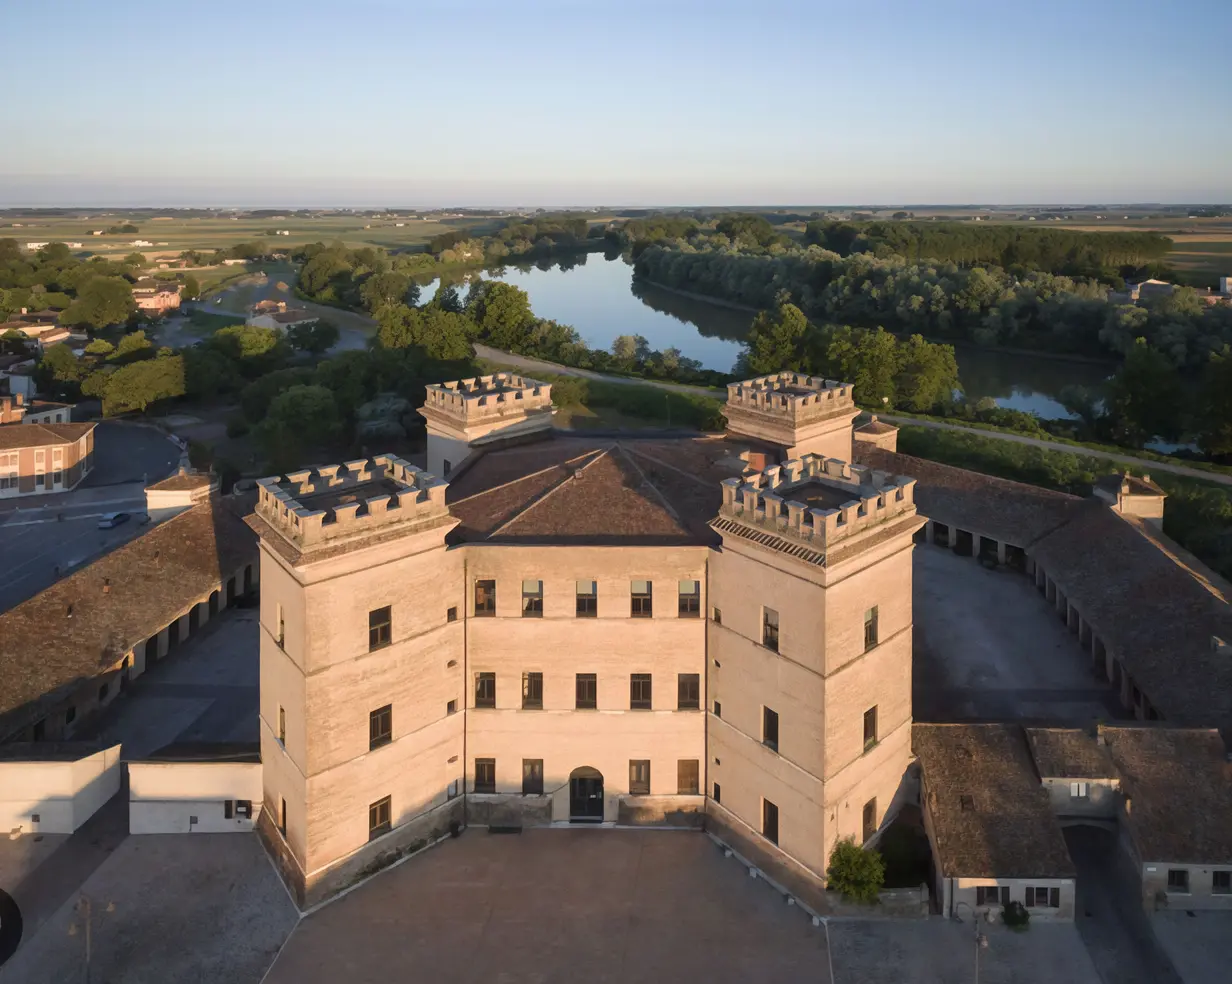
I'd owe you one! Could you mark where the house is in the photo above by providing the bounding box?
[131,278,183,315]
[1024,727,1120,822]
[1098,725,1232,911]
[0,414,95,497]
[222,258,248,266]
[246,308,317,333]
[0,393,74,425]
[914,723,1077,921]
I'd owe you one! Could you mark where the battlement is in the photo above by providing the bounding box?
[716,453,917,557]
[421,373,553,424]
[725,373,854,421]
[254,454,449,549]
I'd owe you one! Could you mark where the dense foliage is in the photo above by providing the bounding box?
[804,220,1172,279]
[826,838,885,904]
[633,243,1232,370]
[0,239,143,323]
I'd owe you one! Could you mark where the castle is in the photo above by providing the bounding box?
[247,372,924,907]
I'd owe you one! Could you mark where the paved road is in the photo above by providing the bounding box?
[83,420,182,487]
[1065,825,1183,984]
[472,345,1232,487]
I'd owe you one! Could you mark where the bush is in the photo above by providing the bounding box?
[826,837,885,904]
[1002,899,1030,930]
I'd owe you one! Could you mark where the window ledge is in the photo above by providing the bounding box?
[863,740,879,755]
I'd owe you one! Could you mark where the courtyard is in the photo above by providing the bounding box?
[912,545,1124,725]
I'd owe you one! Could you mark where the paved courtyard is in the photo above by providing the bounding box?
[1152,910,1232,984]
[913,545,1124,725]
[0,834,297,984]
[265,828,1100,984]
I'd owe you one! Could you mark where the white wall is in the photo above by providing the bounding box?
[128,760,263,834]
[0,745,122,834]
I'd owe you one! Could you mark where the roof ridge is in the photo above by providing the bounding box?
[449,447,606,506]
[487,446,614,537]
[623,445,716,489]
[612,443,680,520]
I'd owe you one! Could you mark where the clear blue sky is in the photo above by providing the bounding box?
[3,0,1230,206]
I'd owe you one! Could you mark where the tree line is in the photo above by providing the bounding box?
[804,220,1173,279]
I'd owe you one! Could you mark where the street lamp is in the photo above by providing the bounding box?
[951,901,989,984]
[67,894,115,984]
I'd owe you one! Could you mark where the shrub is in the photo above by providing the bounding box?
[826,837,885,904]
[1002,899,1030,930]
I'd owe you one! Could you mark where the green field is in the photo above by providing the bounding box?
[1,212,507,260]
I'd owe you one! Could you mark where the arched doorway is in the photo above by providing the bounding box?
[569,766,604,823]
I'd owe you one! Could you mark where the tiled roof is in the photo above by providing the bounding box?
[147,470,213,492]
[913,723,1076,880]
[855,419,898,435]
[1024,728,1118,780]
[446,434,753,545]
[1031,503,1232,728]
[1094,472,1164,496]
[0,498,257,740]
[855,446,1079,546]
[1100,726,1232,864]
[0,421,93,450]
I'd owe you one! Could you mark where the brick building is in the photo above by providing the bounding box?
[0,397,95,497]
[131,278,183,314]
[250,372,924,906]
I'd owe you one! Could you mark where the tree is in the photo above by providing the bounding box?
[823,326,903,407]
[33,344,86,398]
[101,353,186,415]
[431,283,463,314]
[743,297,811,375]
[0,328,30,356]
[286,319,340,356]
[1105,338,1184,446]
[208,323,287,375]
[123,252,147,267]
[895,334,960,412]
[108,329,154,364]
[1197,349,1232,458]
[611,334,650,370]
[257,384,341,470]
[182,274,201,301]
[826,837,885,904]
[84,338,115,356]
[61,276,136,329]
[358,271,412,313]
[375,304,472,361]
[470,281,534,349]
[183,347,242,399]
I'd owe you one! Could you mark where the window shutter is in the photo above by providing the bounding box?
[1050,887,1060,908]
[1000,886,1010,906]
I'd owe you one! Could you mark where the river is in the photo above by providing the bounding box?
[419,253,1112,419]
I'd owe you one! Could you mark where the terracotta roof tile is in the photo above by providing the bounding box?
[0,421,94,450]
[914,723,1076,880]
[1024,728,1118,779]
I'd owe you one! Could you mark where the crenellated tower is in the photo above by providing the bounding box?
[724,373,859,463]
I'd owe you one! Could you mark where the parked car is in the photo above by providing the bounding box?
[97,512,131,529]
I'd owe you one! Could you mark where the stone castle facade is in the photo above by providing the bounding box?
[248,372,923,907]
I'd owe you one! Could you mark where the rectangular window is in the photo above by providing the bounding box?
[863,706,878,752]
[225,800,234,819]
[474,758,496,794]
[1070,781,1090,799]
[864,606,879,651]
[713,781,721,804]
[677,759,699,795]
[677,673,700,710]
[762,706,779,752]
[712,607,721,624]
[576,580,597,617]
[762,607,779,652]
[678,579,700,617]
[576,673,597,709]
[862,798,877,843]
[368,605,392,651]
[276,603,285,648]
[279,797,287,836]
[630,673,652,710]
[522,672,543,709]
[447,606,457,623]
[713,699,722,718]
[976,886,1009,907]
[1213,871,1231,895]
[447,699,457,715]
[474,579,496,617]
[368,796,392,841]
[762,799,779,845]
[629,759,650,795]
[278,705,286,745]
[369,704,392,750]
[442,459,452,476]
[475,672,496,708]
[522,759,544,795]
[521,579,543,617]
[631,579,652,618]
[1025,886,1060,908]
[1167,869,1189,894]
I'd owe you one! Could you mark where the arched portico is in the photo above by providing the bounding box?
[568,766,604,823]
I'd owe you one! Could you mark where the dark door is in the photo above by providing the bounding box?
[569,771,604,822]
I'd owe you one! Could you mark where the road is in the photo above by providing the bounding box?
[472,344,1232,488]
